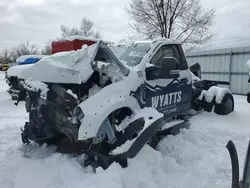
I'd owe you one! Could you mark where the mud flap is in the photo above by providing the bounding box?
[226,140,240,188]
[123,116,163,159]
[87,115,163,170]
[247,92,250,103]
[226,140,250,188]
[242,141,250,188]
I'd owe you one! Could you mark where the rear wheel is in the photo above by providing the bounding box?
[214,93,234,115]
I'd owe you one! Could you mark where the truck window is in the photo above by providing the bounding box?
[120,43,151,67]
[150,45,181,68]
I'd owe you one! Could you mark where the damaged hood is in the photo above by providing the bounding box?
[20,41,129,84]
[7,64,34,77]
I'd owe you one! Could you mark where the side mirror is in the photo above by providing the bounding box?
[160,57,180,79]
[145,57,180,80]
[190,63,201,79]
[145,66,161,80]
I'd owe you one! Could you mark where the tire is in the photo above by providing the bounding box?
[214,93,234,115]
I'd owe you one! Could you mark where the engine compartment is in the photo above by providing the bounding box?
[21,50,127,145]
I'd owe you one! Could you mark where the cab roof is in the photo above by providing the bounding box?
[134,38,181,45]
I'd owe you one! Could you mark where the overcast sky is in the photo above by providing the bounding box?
[1,0,250,51]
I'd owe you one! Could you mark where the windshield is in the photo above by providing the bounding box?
[120,43,151,67]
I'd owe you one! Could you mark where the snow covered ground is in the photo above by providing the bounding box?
[0,71,250,188]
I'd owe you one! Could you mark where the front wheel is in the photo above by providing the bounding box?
[214,93,234,115]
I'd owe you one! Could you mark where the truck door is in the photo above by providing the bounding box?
[144,44,192,116]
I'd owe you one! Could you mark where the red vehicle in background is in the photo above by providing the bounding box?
[52,36,112,54]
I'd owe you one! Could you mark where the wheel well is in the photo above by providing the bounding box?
[108,107,133,126]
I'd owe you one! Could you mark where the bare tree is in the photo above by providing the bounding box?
[60,17,102,39]
[125,0,215,50]
[41,41,52,55]
[12,42,39,61]
[0,48,12,64]
[60,25,82,38]
[80,17,94,37]
[92,31,102,39]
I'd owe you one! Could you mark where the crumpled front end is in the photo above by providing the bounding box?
[20,41,130,145]
[21,81,80,144]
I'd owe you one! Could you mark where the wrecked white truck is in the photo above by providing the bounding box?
[17,39,234,169]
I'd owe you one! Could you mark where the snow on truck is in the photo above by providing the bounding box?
[5,55,49,100]
[12,38,235,170]
[5,37,112,101]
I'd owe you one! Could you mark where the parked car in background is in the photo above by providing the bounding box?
[0,63,9,71]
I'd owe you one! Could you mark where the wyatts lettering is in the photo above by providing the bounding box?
[151,91,182,109]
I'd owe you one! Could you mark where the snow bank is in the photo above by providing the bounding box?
[110,107,163,155]
[198,86,231,104]
[6,64,34,77]
[1,70,250,188]
[22,78,49,99]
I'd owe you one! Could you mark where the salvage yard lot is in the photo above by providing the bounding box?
[0,70,249,188]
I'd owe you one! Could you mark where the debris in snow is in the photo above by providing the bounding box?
[110,107,163,155]
[67,89,78,99]
[22,78,49,99]
[198,86,231,104]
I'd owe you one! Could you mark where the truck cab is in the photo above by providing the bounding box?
[119,39,192,118]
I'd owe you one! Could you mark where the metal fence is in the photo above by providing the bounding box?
[185,46,250,95]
